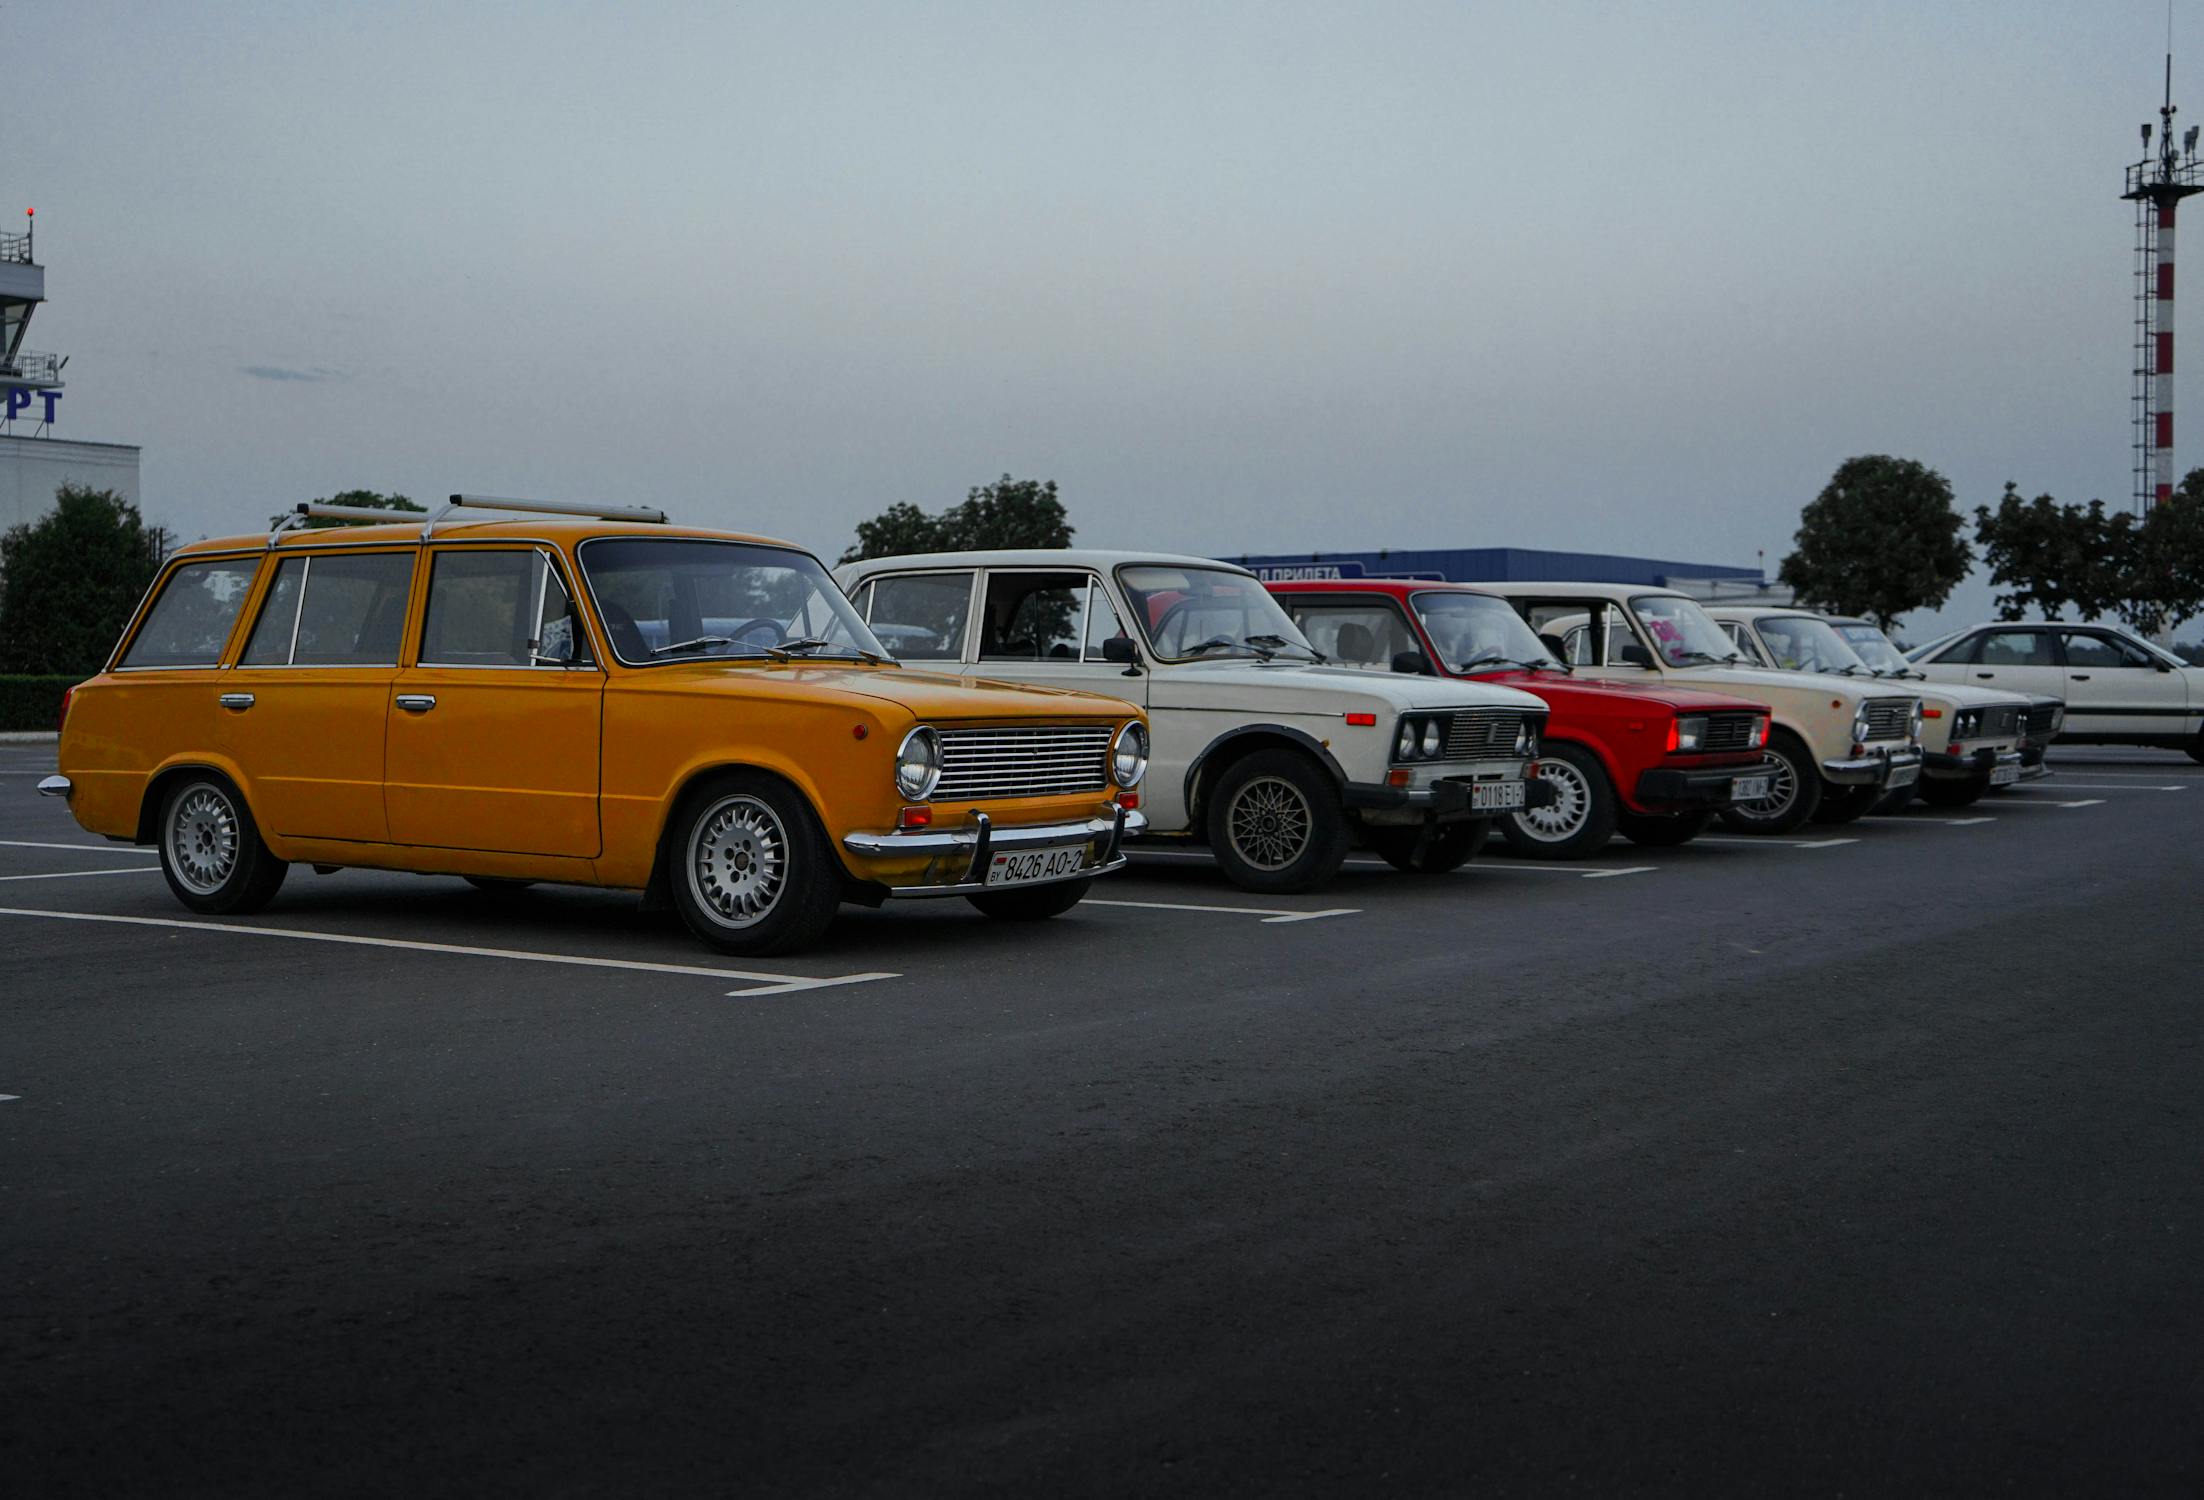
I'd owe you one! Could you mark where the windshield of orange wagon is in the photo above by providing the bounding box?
[1629,595,1746,667]
[1118,566,1321,662]
[579,538,887,666]
[1412,592,1560,672]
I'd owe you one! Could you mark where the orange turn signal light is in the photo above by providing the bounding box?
[1921,707,1942,718]
[897,805,932,829]
[1344,712,1377,726]
[1116,791,1141,810]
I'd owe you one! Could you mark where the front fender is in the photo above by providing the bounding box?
[1183,724,1348,825]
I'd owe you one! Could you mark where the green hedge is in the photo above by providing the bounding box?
[0,675,84,732]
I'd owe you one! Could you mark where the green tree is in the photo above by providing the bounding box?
[1777,456,1973,630]
[840,475,1074,563]
[0,483,170,674]
[1971,483,2137,621]
[267,488,425,530]
[2123,473,2204,635]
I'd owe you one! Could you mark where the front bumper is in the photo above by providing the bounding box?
[1344,774,1558,817]
[1821,744,1923,788]
[841,805,1145,899]
[1923,746,2024,782]
[1634,757,1781,809]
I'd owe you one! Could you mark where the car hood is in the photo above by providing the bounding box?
[1150,659,1547,714]
[1469,669,1768,715]
[637,661,1136,722]
[1898,680,2032,712]
[1660,664,1915,704]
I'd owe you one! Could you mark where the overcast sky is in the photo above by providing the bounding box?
[11,0,2197,636]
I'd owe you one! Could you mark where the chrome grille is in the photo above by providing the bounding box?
[1862,697,1916,741]
[935,725,1112,801]
[1700,712,1761,752]
[2025,702,2060,738]
[1441,709,1531,760]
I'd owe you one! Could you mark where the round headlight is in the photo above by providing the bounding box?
[1397,720,1417,759]
[1420,720,1442,757]
[895,725,941,800]
[1111,721,1148,787]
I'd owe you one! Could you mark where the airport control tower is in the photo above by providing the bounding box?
[0,208,64,432]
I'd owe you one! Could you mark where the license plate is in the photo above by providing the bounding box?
[1886,762,1920,789]
[1731,774,1772,802]
[1990,762,2021,787]
[986,843,1087,887]
[1471,781,1526,811]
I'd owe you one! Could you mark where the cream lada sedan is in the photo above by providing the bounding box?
[1708,606,2029,809]
[1482,583,1922,834]
[834,551,1553,891]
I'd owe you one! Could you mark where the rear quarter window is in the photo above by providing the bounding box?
[117,556,263,669]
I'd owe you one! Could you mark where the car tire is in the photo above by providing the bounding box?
[463,876,538,894]
[1920,776,1987,809]
[1614,809,1714,847]
[967,876,1094,920]
[1205,748,1351,894]
[1811,784,1880,824]
[1368,819,1489,874]
[1499,743,1617,859]
[667,772,842,956]
[157,774,289,915]
[1716,732,1821,835]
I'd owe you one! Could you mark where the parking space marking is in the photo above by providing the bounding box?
[0,867,161,883]
[0,839,159,855]
[0,906,897,997]
[0,1095,17,1103]
[2058,799,2108,808]
[1086,897,1359,924]
[1693,836,1859,849]
[1471,862,1658,879]
[1938,817,1997,826]
[2030,782,2186,791]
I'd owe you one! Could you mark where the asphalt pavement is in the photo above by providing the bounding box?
[3,743,2200,1495]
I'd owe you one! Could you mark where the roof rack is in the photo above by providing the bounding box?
[267,492,668,545]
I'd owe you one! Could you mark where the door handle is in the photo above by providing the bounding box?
[1974,672,1993,679]
[394,694,438,714]
[218,692,255,710]
[2070,673,2091,681]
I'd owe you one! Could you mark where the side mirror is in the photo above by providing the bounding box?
[1100,636,1138,664]
[2155,659,2173,673]
[1391,649,1435,676]
[1616,643,1653,667]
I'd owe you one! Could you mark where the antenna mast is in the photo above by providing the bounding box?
[2125,41,2204,514]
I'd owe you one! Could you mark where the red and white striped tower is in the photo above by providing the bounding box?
[2125,54,2203,514]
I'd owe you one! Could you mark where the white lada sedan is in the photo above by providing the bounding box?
[1904,621,2204,764]
[835,551,1553,892]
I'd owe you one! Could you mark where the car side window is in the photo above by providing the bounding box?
[1290,604,1417,669]
[980,572,1086,661]
[241,551,415,666]
[1081,580,1128,661]
[2062,631,2148,668]
[420,549,592,668]
[866,573,972,661]
[1978,630,2055,667]
[117,556,263,669]
[846,579,874,622]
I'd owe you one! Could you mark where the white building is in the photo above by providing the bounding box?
[0,434,141,532]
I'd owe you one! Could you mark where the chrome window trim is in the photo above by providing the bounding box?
[416,543,596,671]
[971,568,1107,666]
[855,566,981,663]
[108,552,266,674]
[575,534,886,670]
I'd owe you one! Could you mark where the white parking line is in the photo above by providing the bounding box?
[0,838,159,855]
[2027,782,2185,791]
[1692,836,1860,849]
[0,866,161,883]
[0,906,896,997]
[1085,897,1358,924]
[1473,862,1658,879]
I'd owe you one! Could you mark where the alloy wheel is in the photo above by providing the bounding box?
[1739,754,1799,821]
[167,784,240,895]
[1226,775,1313,871]
[1516,759,1590,842]
[687,794,788,928]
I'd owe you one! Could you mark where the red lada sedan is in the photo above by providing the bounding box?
[1270,579,1777,858]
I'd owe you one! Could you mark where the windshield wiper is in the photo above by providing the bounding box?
[766,637,890,665]
[1185,636,1260,657]
[1244,633,1320,661]
[1834,663,1868,676]
[1460,653,1542,673]
[650,635,739,658]
[1674,650,1739,665]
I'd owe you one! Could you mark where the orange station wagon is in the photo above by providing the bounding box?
[40,495,1150,955]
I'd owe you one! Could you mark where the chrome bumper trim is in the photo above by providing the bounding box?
[877,849,1133,900]
[36,775,72,799]
[842,808,1144,859]
[1820,746,1923,786]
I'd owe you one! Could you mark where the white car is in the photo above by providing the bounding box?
[834,551,1552,891]
[1707,606,2030,808]
[1479,582,1922,834]
[1904,622,2204,764]
[1820,615,2059,790]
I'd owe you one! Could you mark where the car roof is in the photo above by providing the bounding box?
[1462,581,1689,602]
[836,548,1252,575]
[1703,605,1818,622]
[1265,578,1478,596]
[173,517,801,556]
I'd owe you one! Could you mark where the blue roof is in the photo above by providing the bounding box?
[1227,546,1762,587]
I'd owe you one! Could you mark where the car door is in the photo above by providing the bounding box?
[102,551,265,813]
[1956,628,2065,698]
[223,546,416,842]
[384,545,605,857]
[2059,629,2190,739]
[965,569,1150,703]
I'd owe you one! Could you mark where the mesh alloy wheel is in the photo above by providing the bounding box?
[1226,774,1314,871]
[1515,758,1590,842]
[685,794,789,929]
[1739,754,1798,819]
[166,783,241,896]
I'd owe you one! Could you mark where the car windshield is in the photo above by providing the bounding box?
[1832,622,1913,673]
[1118,565,1322,662]
[578,537,887,666]
[1754,615,1873,675]
[1412,591,1563,672]
[1629,595,1746,666]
